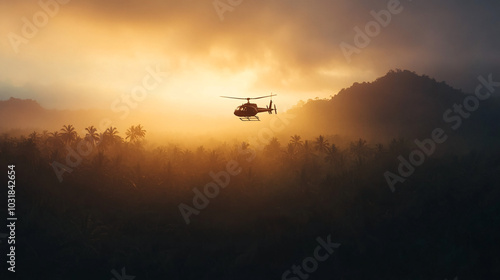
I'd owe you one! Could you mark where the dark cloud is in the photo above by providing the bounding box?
[3,0,499,99]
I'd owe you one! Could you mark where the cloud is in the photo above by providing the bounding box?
[1,0,499,111]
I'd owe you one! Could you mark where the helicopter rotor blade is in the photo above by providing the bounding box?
[251,93,277,100]
[220,96,249,100]
[220,94,276,100]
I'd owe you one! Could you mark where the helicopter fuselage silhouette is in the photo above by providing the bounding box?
[222,94,277,121]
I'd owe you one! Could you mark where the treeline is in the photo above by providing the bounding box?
[3,123,412,189]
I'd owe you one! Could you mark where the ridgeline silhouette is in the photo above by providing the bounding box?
[287,69,500,146]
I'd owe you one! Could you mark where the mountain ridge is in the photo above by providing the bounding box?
[286,69,500,143]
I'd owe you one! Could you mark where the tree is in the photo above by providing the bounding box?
[48,131,63,146]
[264,137,281,156]
[350,138,370,166]
[374,143,385,159]
[389,138,409,155]
[20,134,41,168]
[103,127,121,146]
[284,143,298,161]
[208,150,222,166]
[290,135,303,149]
[325,144,338,165]
[40,130,49,143]
[301,140,315,160]
[125,126,136,143]
[60,124,77,145]
[125,124,146,144]
[44,131,64,160]
[196,145,206,158]
[85,126,99,147]
[28,131,40,143]
[314,135,329,153]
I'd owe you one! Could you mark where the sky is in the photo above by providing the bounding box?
[1,0,499,118]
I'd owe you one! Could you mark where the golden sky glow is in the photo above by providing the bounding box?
[1,0,499,132]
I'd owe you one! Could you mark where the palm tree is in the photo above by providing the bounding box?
[84,126,99,147]
[325,144,338,165]
[264,137,281,156]
[125,124,146,144]
[196,145,206,157]
[325,143,347,173]
[48,131,62,143]
[47,131,64,158]
[374,143,385,159]
[104,127,121,146]
[125,125,136,143]
[28,131,40,144]
[208,150,222,166]
[284,143,298,161]
[60,124,77,145]
[40,130,49,142]
[314,135,329,153]
[301,140,315,159]
[389,137,409,155]
[350,138,370,166]
[135,124,146,139]
[290,135,303,149]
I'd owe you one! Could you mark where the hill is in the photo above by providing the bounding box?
[286,69,500,146]
[0,97,105,135]
[0,97,56,133]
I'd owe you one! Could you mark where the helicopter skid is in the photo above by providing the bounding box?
[239,116,260,121]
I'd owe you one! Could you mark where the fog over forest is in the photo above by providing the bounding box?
[2,0,500,279]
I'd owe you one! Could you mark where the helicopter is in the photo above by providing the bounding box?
[221,94,277,121]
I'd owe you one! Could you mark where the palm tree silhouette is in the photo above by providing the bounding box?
[284,143,298,161]
[208,150,222,166]
[301,140,315,159]
[28,131,40,142]
[325,144,338,165]
[104,127,121,146]
[290,135,303,149]
[46,131,64,159]
[350,138,369,166]
[60,124,77,145]
[314,135,329,153]
[48,131,62,145]
[40,130,49,143]
[264,137,281,155]
[125,124,146,144]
